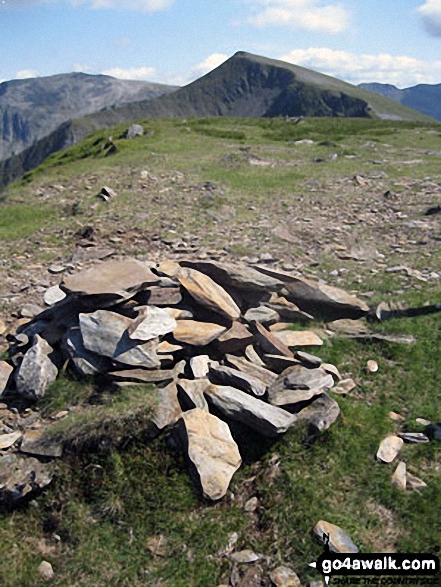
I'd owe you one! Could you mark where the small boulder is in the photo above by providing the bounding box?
[15,335,58,400]
[313,520,359,553]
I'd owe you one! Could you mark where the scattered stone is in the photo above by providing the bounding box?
[322,363,342,381]
[124,124,144,139]
[38,561,54,580]
[0,361,13,395]
[48,264,67,275]
[15,335,58,400]
[269,566,301,587]
[313,520,359,554]
[367,360,378,373]
[190,355,211,378]
[61,258,159,302]
[0,431,22,450]
[269,364,334,398]
[146,535,167,557]
[392,461,407,490]
[108,364,182,384]
[0,318,7,335]
[176,267,241,320]
[252,322,294,358]
[173,320,227,346]
[244,496,259,512]
[376,436,404,463]
[20,304,44,319]
[262,354,298,373]
[245,345,265,366]
[230,550,261,564]
[79,310,160,368]
[331,378,356,395]
[65,327,113,376]
[398,432,429,444]
[416,417,431,427]
[273,330,323,348]
[205,384,298,437]
[44,285,67,306]
[151,382,182,431]
[127,306,177,341]
[175,408,242,500]
[406,472,427,490]
[98,186,117,200]
[225,354,278,387]
[297,393,340,433]
[143,285,182,306]
[388,411,405,422]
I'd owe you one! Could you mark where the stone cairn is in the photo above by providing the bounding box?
[0,258,370,505]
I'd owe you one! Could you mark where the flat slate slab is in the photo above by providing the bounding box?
[61,258,159,301]
[205,384,298,437]
[173,320,227,346]
[79,310,160,368]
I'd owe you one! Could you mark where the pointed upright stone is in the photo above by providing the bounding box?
[15,335,58,400]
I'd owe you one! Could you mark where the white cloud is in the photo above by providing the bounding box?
[101,66,156,80]
[280,47,441,87]
[247,0,350,34]
[418,0,441,36]
[73,62,94,73]
[71,0,173,11]
[15,69,39,79]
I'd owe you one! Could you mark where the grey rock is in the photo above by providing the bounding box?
[313,520,358,554]
[124,124,144,139]
[127,306,177,341]
[0,431,22,450]
[205,384,298,437]
[0,454,53,505]
[269,364,334,399]
[376,435,404,463]
[15,335,58,400]
[20,429,63,458]
[398,432,430,444]
[64,327,112,376]
[20,304,44,319]
[252,322,294,358]
[190,355,212,378]
[79,310,160,368]
[209,364,267,397]
[262,354,299,373]
[230,550,261,563]
[43,285,67,306]
[269,566,301,586]
[297,393,340,433]
[151,382,183,431]
[225,354,278,387]
[215,322,254,353]
[294,350,322,368]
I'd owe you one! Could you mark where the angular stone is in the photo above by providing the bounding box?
[15,335,58,400]
[269,365,334,398]
[296,393,340,432]
[127,306,177,341]
[176,267,241,320]
[190,355,212,378]
[269,566,301,587]
[332,378,356,395]
[406,472,427,490]
[209,364,267,397]
[392,462,407,490]
[157,341,183,354]
[398,432,429,444]
[175,408,242,500]
[294,351,322,368]
[124,123,144,139]
[38,561,55,581]
[205,385,298,437]
[79,310,160,368]
[244,306,280,326]
[152,382,183,431]
[0,318,7,335]
[143,286,182,306]
[225,354,277,387]
[164,307,194,320]
[0,431,22,450]
[173,320,227,346]
[254,267,369,320]
[262,354,299,373]
[245,345,265,366]
[0,361,13,395]
[0,454,53,505]
[322,363,342,381]
[177,379,210,411]
[244,496,259,512]
[230,550,261,564]
[62,258,159,302]
[20,429,63,458]
[43,285,67,306]
[180,260,285,293]
[64,327,113,376]
[377,436,404,463]
[273,330,323,348]
[20,304,44,319]
[252,322,294,358]
[216,322,254,353]
[108,362,183,384]
[266,296,314,322]
[313,520,359,554]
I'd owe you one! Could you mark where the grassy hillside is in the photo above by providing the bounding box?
[0,116,440,586]
[360,82,441,121]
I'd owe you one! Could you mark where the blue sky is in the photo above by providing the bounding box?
[1,0,441,88]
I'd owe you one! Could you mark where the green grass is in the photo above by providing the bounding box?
[0,203,55,240]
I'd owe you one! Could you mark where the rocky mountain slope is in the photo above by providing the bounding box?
[359,82,441,121]
[0,52,435,192]
[0,72,177,161]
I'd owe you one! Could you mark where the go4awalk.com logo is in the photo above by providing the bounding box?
[309,540,440,586]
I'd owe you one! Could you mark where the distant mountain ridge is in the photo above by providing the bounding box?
[359,82,441,121]
[0,72,178,161]
[0,51,435,192]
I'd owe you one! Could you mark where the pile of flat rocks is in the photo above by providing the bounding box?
[0,257,371,503]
